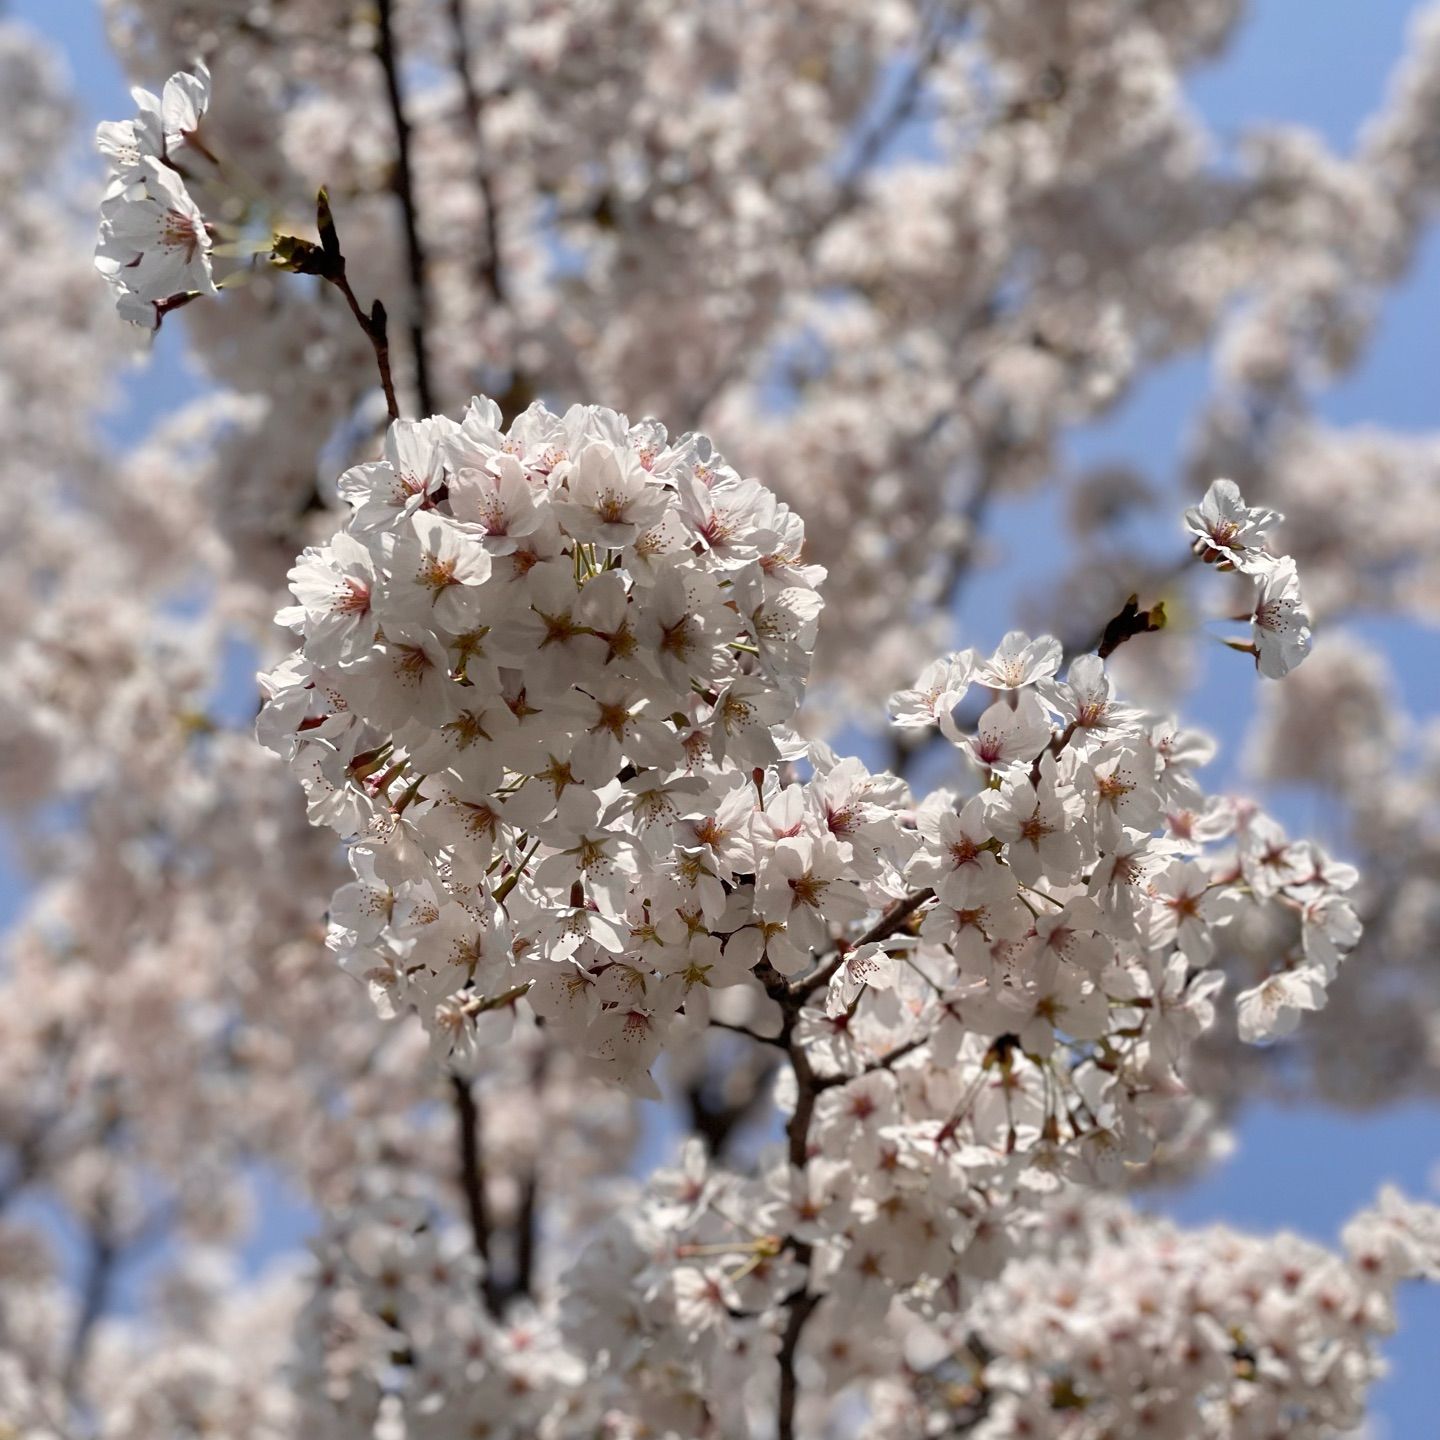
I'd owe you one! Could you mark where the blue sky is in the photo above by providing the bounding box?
[16,1,1440,1428]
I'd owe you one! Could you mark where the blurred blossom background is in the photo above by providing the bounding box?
[4,0,1440,1434]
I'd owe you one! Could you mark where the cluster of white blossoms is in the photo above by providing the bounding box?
[94,63,217,327]
[261,398,1360,1118]
[867,1186,1440,1439]
[268,1166,1440,1440]
[1184,478,1313,679]
[892,671,1358,1060]
[260,397,827,1092]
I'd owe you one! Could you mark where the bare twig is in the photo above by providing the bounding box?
[333,271,400,422]
[375,0,437,415]
[273,192,400,420]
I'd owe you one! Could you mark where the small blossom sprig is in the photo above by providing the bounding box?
[94,62,219,328]
[1186,477,1312,677]
[95,65,410,420]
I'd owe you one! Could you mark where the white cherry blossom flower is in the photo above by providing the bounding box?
[888,650,977,731]
[1236,965,1329,1042]
[95,159,217,318]
[976,631,1063,690]
[985,752,1086,887]
[1250,556,1313,678]
[552,441,669,547]
[966,692,1053,771]
[1185,477,1283,573]
[385,512,494,632]
[277,532,382,664]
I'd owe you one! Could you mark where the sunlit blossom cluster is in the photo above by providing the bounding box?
[260,398,826,1090]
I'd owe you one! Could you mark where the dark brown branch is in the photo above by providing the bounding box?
[480,1049,547,1312]
[375,0,437,415]
[511,1168,539,1303]
[858,885,939,948]
[815,1033,930,1092]
[274,194,400,420]
[776,1276,821,1440]
[447,0,505,303]
[771,980,823,1438]
[794,887,936,1001]
[765,879,945,1432]
[451,1073,500,1314]
[685,1015,786,1158]
[62,1222,117,1402]
[333,273,400,422]
[707,1017,783,1048]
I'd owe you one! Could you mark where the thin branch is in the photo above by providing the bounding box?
[769,977,824,1438]
[794,887,936,1001]
[776,1276,821,1440]
[708,1018,783,1048]
[511,1168,539,1303]
[375,0,437,415]
[763,878,944,1434]
[274,194,401,420]
[63,1223,117,1403]
[447,0,505,303]
[507,1046,549,1307]
[474,1047,548,1312]
[333,271,400,422]
[815,1032,930,1092]
[858,885,939,948]
[451,1073,500,1315]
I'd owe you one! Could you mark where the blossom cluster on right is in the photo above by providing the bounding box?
[1185,477,1313,678]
